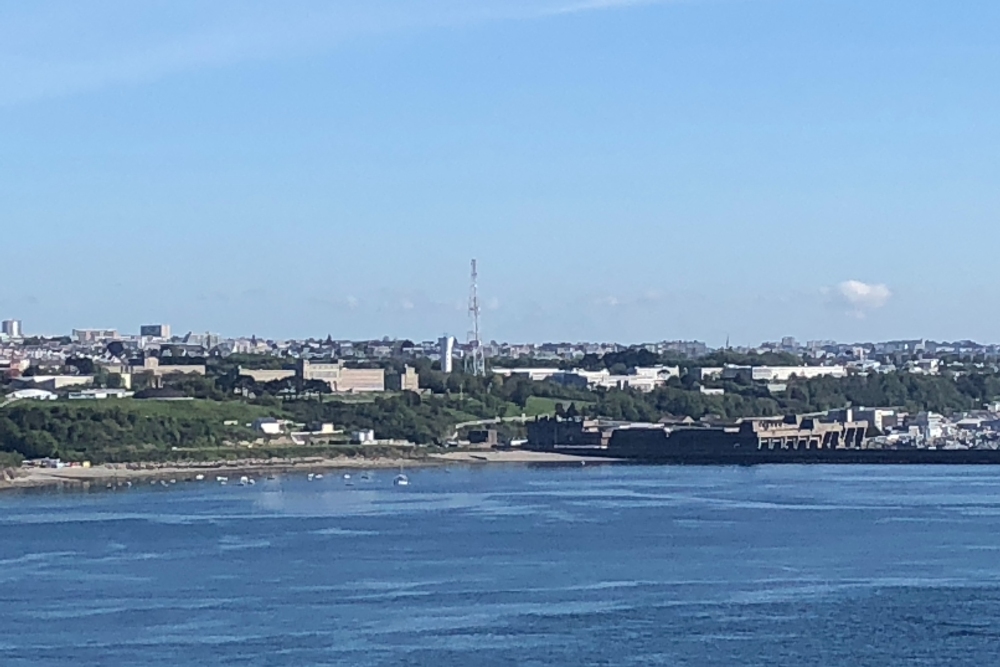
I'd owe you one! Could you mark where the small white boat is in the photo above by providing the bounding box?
[343,473,351,480]
[307,473,315,481]
[239,476,250,486]
[216,476,228,483]
[314,473,324,480]
[393,474,409,487]
[195,474,205,481]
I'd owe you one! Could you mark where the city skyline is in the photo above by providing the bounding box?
[4,317,1000,353]
[4,1,1000,342]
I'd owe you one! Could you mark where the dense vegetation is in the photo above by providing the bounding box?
[589,372,1000,422]
[0,401,269,463]
[0,451,23,468]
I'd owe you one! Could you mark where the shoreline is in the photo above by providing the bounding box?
[0,450,611,492]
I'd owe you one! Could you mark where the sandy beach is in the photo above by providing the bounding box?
[0,450,613,491]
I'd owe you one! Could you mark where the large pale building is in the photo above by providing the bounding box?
[300,360,385,393]
[130,357,206,377]
[238,368,296,383]
[1,319,22,338]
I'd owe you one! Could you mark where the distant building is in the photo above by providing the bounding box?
[72,329,119,343]
[387,365,420,392]
[439,336,455,373]
[493,368,563,382]
[6,388,57,401]
[2,319,22,338]
[468,429,499,446]
[493,366,678,393]
[140,324,171,339]
[908,359,941,375]
[352,429,376,444]
[252,418,284,436]
[855,408,898,432]
[299,360,385,393]
[130,357,206,377]
[68,388,134,400]
[910,412,945,440]
[658,340,710,358]
[11,375,94,391]
[238,367,296,383]
[721,365,847,383]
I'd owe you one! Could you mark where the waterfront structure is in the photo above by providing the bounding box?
[352,429,376,444]
[527,412,871,462]
[855,408,898,432]
[1,319,22,338]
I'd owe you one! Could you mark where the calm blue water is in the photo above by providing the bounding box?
[3,464,1000,666]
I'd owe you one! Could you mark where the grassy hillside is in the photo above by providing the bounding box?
[0,399,279,463]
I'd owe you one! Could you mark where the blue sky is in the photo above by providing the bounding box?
[2,0,999,345]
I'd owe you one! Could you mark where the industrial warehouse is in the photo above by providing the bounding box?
[526,412,1000,464]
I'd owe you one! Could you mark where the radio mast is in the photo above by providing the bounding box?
[467,259,486,376]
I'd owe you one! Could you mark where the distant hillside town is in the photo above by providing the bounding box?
[6,317,1000,466]
[0,319,995,394]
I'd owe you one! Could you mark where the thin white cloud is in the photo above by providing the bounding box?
[829,280,892,318]
[593,289,664,309]
[0,0,672,106]
[547,0,667,15]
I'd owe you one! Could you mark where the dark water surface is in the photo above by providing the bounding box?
[3,464,1000,666]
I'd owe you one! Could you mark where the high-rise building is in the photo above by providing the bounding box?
[140,324,171,339]
[439,336,455,373]
[2,319,22,338]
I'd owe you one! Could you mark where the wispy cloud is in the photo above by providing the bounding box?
[824,279,892,319]
[0,0,671,106]
[546,0,668,16]
[592,289,664,309]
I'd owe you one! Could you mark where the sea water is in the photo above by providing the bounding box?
[2,464,1000,666]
